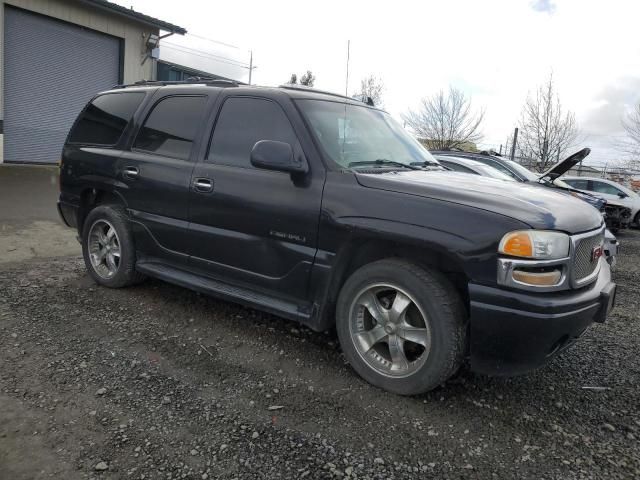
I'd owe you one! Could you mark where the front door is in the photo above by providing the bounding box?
[187,94,324,302]
[589,180,628,205]
[117,93,210,261]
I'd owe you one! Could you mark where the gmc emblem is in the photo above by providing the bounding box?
[591,245,604,262]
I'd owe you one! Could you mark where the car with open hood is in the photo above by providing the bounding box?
[434,149,631,232]
[58,81,616,395]
[432,150,620,265]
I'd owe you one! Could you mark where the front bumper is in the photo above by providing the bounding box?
[469,259,615,376]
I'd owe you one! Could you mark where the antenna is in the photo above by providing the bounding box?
[345,40,350,96]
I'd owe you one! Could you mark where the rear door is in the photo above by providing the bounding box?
[116,92,212,261]
[187,93,324,302]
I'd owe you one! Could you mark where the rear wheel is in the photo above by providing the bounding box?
[336,259,466,395]
[81,205,145,288]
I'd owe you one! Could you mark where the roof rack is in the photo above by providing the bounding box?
[279,84,375,106]
[113,77,239,89]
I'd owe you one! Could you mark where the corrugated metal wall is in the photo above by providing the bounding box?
[3,7,120,163]
[0,0,159,163]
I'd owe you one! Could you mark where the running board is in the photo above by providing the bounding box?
[136,261,312,323]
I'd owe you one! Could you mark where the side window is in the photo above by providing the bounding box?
[208,97,298,168]
[68,92,145,145]
[133,96,207,161]
[591,181,623,196]
[565,179,589,190]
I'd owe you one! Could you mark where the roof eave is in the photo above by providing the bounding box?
[79,0,187,34]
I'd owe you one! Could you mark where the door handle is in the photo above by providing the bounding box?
[193,177,214,193]
[123,166,139,179]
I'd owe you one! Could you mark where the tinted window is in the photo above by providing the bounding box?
[134,96,207,160]
[208,97,297,168]
[591,181,623,196]
[565,179,589,190]
[68,92,145,145]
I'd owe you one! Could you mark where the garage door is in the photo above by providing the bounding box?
[3,7,120,164]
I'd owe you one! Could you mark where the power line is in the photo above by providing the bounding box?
[161,43,251,69]
[185,32,243,50]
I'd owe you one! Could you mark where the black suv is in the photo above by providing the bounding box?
[58,81,616,395]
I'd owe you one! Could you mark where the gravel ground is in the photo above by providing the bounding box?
[1,231,639,480]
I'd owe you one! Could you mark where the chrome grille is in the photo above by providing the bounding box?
[572,230,604,283]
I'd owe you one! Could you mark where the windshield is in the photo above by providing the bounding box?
[297,99,438,169]
[474,164,517,181]
[502,158,540,181]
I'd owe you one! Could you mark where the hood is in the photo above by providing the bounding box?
[356,170,603,234]
[538,148,591,181]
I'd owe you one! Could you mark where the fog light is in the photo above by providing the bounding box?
[512,268,562,286]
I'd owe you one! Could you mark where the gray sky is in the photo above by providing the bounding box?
[120,0,640,167]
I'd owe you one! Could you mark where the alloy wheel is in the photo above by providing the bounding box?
[88,219,121,279]
[349,283,432,378]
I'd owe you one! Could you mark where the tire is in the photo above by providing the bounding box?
[81,204,145,288]
[336,258,467,395]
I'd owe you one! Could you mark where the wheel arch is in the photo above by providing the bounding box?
[313,236,470,331]
[77,188,128,235]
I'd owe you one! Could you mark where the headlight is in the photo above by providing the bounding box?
[498,230,570,260]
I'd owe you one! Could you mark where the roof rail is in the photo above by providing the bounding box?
[113,77,239,89]
[279,84,375,106]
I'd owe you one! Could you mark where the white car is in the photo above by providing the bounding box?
[563,176,640,227]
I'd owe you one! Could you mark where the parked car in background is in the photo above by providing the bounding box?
[58,83,616,395]
[563,176,640,227]
[435,156,515,181]
[432,150,632,233]
[433,151,619,266]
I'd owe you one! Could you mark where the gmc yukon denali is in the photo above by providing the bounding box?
[57,81,616,395]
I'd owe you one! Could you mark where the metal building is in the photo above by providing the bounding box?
[0,0,185,164]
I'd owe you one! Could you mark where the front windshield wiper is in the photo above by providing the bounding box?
[409,161,441,167]
[348,159,420,170]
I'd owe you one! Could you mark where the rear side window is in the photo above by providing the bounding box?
[134,96,207,160]
[68,92,145,145]
[208,97,297,168]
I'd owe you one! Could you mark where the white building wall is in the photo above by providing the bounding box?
[0,0,159,163]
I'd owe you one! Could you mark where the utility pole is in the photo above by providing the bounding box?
[345,40,350,96]
[499,144,503,155]
[248,50,253,85]
[510,127,519,161]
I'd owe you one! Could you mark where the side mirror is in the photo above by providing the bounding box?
[250,140,308,174]
[617,191,628,199]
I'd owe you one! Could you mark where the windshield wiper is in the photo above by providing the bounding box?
[348,159,420,170]
[409,161,441,167]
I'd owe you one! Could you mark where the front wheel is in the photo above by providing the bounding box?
[336,259,466,395]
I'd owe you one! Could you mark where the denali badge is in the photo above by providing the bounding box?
[591,245,604,262]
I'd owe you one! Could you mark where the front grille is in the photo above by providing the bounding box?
[572,230,604,283]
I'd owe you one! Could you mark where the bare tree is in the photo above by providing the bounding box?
[299,70,315,87]
[354,75,384,106]
[621,103,640,156]
[286,71,315,86]
[401,86,484,150]
[518,74,579,172]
